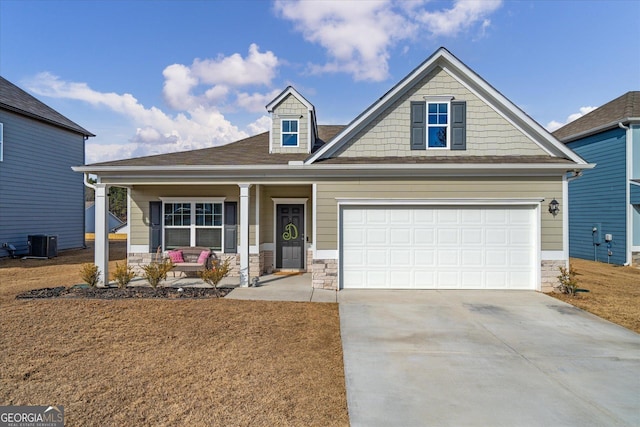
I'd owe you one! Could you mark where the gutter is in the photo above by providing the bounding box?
[73,162,595,174]
[558,117,640,143]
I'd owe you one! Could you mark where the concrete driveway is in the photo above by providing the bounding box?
[339,291,640,427]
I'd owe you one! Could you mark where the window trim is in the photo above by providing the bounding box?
[281,118,299,147]
[424,96,454,150]
[159,197,226,250]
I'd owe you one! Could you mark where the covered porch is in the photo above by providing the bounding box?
[91,180,315,288]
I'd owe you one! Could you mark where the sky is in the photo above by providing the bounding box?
[1,0,639,164]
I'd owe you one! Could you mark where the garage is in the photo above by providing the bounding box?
[340,205,537,290]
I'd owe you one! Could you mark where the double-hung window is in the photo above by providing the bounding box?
[411,96,466,151]
[427,102,449,148]
[281,119,299,146]
[162,199,224,250]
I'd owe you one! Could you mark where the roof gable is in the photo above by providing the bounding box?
[553,91,640,142]
[266,86,314,112]
[305,47,586,165]
[0,76,94,136]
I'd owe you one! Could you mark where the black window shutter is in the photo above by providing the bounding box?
[224,202,237,253]
[451,101,466,150]
[149,201,162,253]
[410,101,426,150]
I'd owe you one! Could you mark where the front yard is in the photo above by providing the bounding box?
[549,257,640,334]
[1,243,638,426]
[0,242,348,426]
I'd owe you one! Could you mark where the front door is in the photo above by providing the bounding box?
[276,204,304,269]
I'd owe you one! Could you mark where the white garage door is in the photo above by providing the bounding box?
[341,205,537,290]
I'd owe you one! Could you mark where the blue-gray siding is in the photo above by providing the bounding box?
[0,109,86,256]
[567,128,627,264]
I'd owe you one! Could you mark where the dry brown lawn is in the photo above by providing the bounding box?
[0,242,348,426]
[548,258,640,333]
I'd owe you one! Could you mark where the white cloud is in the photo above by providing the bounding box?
[25,45,284,163]
[275,0,411,82]
[274,0,503,82]
[236,89,282,113]
[417,0,502,37]
[191,43,279,87]
[162,44,280,111]
[546,106,597,132]
[247,116,272,135]
[162,63,198,110]
[26,72,249,163]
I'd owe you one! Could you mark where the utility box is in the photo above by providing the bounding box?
[592,224,602,245]
[28,235,58,258]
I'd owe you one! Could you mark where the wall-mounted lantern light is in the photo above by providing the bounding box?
[548,198,560,217]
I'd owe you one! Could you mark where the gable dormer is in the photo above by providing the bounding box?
[266,86,318,154]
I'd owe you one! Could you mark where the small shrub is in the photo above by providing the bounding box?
[113,262,136,289]
[557,265,579,296]
[198,258,231,297]
[80,263,101,288]
[141,248,174,288]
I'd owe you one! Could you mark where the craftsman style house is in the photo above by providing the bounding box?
[76,48,591,291]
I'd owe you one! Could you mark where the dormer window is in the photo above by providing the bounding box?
[282,119,299,146]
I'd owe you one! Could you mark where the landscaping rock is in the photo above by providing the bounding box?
[16,286,232,300]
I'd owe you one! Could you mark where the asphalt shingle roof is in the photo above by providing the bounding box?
[553,91,640,142]
[0,76,94,136]
[91,125,345,167]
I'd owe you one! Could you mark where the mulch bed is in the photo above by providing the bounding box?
[16,285,233,300]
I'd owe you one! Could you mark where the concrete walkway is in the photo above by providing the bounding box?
[339,290,640,427]
[125,272,337,303]
[223,273,337,303]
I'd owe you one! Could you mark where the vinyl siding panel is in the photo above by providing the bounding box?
[0,109,85,255]
[315,177,563,251]
[271,94,309,154]
[129,185,241,248]
[567,128,627,264]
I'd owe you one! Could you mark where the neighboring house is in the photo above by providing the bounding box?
[553,91,640,266]
[75,48,591,291]
[0,76,94,256]
[85,202,126,233]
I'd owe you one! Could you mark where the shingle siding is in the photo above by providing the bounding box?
[334,67,548,158]
[0,109,85,256]
[567,128,627,264]
[271,94,309,154]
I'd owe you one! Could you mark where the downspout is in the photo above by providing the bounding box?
[82,174,96,249]
[620,122,632,265]
[564,170,583,268]
[83,173,96,190]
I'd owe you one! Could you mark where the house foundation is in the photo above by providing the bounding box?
[541,259,565,293]
[312,258,338,290]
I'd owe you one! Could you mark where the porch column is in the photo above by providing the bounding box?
[94,183,110,287]
[239,183,251,287]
